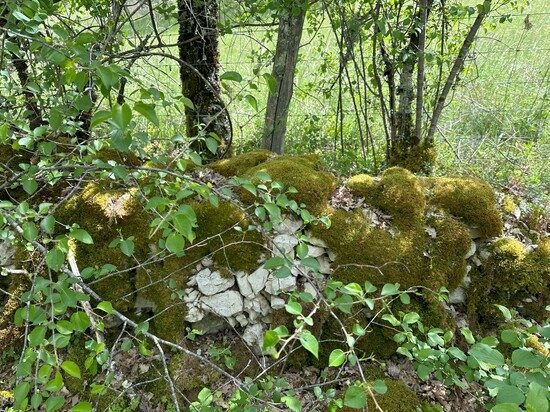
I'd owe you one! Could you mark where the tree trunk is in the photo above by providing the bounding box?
[262,2,307,154]
[177,0,231,157]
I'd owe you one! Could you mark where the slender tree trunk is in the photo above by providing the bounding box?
[177,0,231,157]
[414,0,429,144]
[426,11,486,143]
[262,2,307,154]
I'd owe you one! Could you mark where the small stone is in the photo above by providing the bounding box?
[303,282,318,299]
[196,268,235,296]
[185,306,205,323]
[201,291,243,317]
[270,296,285,310]
[193,313,227,334]
[274,217,303,235]
[187,276,197,286]
[236,274,253,297]
[307,236,327,248]
[449,287,465,304]
[265,275,296,295]
[327,250,337,262]
[249,268,269,294]
[273,234,299,256]
[307,245,325,258]
[184,289,199,303]
[235,313,248,327]
[201,257,214,267]
[317,257,332,274]
[464,241,476,259]
[242,324,264,347]
[195,263,203,272]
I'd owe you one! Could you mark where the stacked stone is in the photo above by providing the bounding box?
[182,217,334,346]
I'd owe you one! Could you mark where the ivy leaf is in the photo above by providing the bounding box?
[328,349,346,367]
[299,330,318,359]
[61,360,81,379]
[344,384,367,409]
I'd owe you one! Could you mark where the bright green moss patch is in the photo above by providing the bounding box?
[55,182,153,311]
[336,380,421,412]
[428,217,472,291]
[209,149,274,177]
[246,154,337,214]
[467,236,549,329]
[427,177,502,239]
[388,142,437,174]
[192,200,265,272]
[346,174,377,199]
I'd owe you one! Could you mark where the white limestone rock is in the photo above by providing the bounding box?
[249,268,269,294]
[303,282,318,299]
[464,241,477,259]
[273,234,299,256]
[327,250,337,262]
[243,324,264,347]
[265,275,296,294]
[449,287,465,304]
[307,236,327,248]
[270,296,285,310]
[185,306,205,323]
[317,257,332,274]
[274,217,303,235]
[201,257,214,267]
[236,273,253,297]
[201,290,243,317]
[196,268,235,296]
[307,245,325,258]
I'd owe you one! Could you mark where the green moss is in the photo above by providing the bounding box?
[311,207,431,289]
[169,352,221,394]
[502,195,518,214]
[388,142,437,174]
[375,167,426,229]
[346,174,378,199]
[467,237,549,330]
[55,183,153,312]
[245,154,337,214]
[209,149,274,177]
[428,217,472,291]
[193,200,265,272]
[427,177,502,239]
[337,380,421,412]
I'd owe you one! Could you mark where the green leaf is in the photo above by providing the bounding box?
[220,71,242,82]
[344,384,367,409]
[166,232,185,253]
[120,238,134,257]
[494,304,512,321]
[46,249,65,271]
[264,256,285,269]
[97,301,114,315]
[299,330,318,359]
[41,215,56,234]
[70,312,91,332]
[14,382,30,410]
[495,385,525,405]
[134,102,159,126]
[61,360,81,379]
[263,73,277,93]
[45,395,65,412]
[285,301,302,315]
[44,371,64,392]
[491,404,520,412]
[71,228,93,244]
[96,66,119,88]
[403,312,420,324]
[263,330,279,349]
[511,349,542,368]
[90,110,111,128]
[372,379,387,395]
[245,94,258,111]
[73,401,93,412]
[328,349,346,367]
[282,395,302,412]
[205,137,218,154]
[28,325,46,346]
[381,283,400,296]
[22,221,38,241]
[525,382,549,412]
[111,103,132,130]
[469,343,505,367]
[22,178,38,195]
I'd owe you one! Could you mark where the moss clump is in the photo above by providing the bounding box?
[467,237,549,329]
[428,217,472,291]
[427,177,502,239]
[346,174,378,199]
[168,352,221,395]
[209,149,274,177]
[55,183,153,312]
[246,154,337,214]
[311,207,430,289]
[193,200,265,272]
[502,195,518,214]
[0,275,28,352]
[388,142,437,174]
[374,167,426,229]
[336,380,421,412]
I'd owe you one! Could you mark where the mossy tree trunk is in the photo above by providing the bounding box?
[177,0,231,157]
[261,1,307,154]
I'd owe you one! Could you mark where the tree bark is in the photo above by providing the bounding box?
[262,2,307,154]
[177,0,231,157]
[426,11,486,143]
